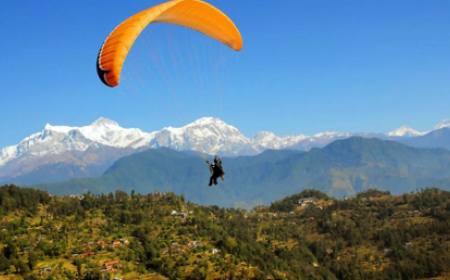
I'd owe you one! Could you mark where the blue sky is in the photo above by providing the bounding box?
[1,0,450,147]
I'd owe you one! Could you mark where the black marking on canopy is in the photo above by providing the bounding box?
[96,47,113,87]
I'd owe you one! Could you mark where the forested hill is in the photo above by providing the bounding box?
[1,185,449,279]
[40,137,450,207]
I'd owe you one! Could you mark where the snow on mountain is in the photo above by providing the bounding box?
[311,131,352,140]
[0,118,152,167]
[0,116,358,173]
[149,117,256,156]
[0,117,259,171]
[252,131,307,150]
[290,131,353,151]
[2,115,450,186]
[434,120,450,130]
[388,126,425,137]
[0,146,19,166]
[77,117,152,148]
[41,117,152,149]
[147,118,348,155]
[387,119,450,138]
[0,128,93,167]
[2,116,450,175]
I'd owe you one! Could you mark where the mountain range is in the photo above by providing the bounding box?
[40,137,450,207]
[1,117,450,185]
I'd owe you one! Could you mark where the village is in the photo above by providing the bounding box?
[30,202,226,279]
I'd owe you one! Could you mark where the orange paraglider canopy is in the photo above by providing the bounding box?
[97,0,243,87]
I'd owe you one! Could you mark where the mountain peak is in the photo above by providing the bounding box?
[313,131,351,138]
[150,117,253,156]
[188,117,228,127]
[434,119,450,130]
[91,117,119,127]
[44,123,73,133]
[388,126,424,137]
[3,116,450,173]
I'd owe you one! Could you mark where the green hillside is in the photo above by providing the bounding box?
[40,138,450,207]
[1,185,449,279]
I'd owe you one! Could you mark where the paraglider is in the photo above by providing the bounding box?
[97,1,240,188]
[206,156,225,186]
[97,0,243,88]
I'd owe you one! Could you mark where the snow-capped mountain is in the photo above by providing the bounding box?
[71,117,152,149]
[0,116,353,184]
[388,126,425,137]
[252,131,307,150]
[148,118,347,156]
[1,116,449,185]
[0,117,152,167]
[148,117,256,156]
[435,120,450,130]
[290,131,353,151]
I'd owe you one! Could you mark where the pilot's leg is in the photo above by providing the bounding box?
[209,176,214,186]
